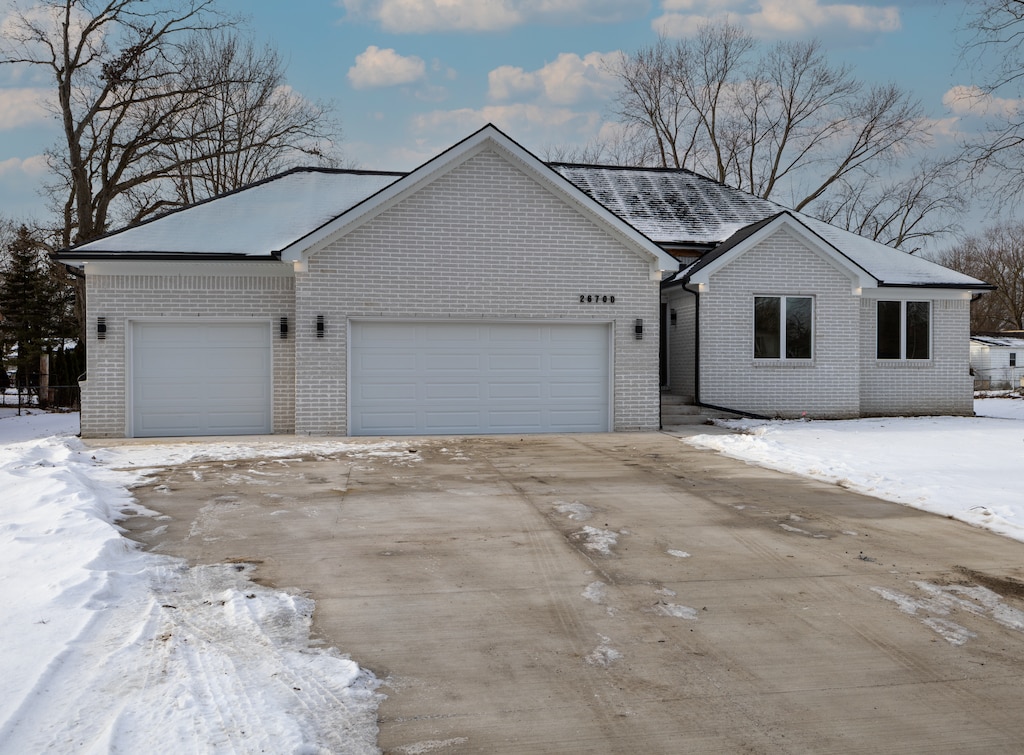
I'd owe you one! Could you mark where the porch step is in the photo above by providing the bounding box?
[660,392,707,425]
[660,392,742,426]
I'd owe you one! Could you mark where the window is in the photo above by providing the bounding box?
[1011,353,1017,367]
[876,300,930,360]
[754,296,812,359]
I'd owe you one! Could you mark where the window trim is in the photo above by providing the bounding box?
[876,300,931,361]
[753,295,814,361]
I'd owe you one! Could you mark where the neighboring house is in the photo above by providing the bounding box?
[55,125,991,438]
[970,335,1024,390]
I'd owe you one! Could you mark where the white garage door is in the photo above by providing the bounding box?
[350,321,610,435]
[131,321,272,437]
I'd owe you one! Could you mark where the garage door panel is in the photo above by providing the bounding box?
[351,321,609,435]
[361,411,420,430]
[424,354,479,371]
[490,327,542,344]
[426,383,481,399]
[489,354,542,370]
[132,322,271,437]
[360,382,417,400]
[425,411,484,431]
[360,353,417,371]
[489,382,542,399]
[549,381,604,399]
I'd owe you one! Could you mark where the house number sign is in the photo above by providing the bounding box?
[579,294,616,303]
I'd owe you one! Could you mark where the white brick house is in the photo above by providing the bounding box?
[56,125,990,437]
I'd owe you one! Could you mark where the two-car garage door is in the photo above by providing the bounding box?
[350,321,611,435]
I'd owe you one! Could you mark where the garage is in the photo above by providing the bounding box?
[131,321,272,437]
[350,321,611,435]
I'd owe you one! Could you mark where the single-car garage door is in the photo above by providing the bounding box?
[350,321,610,435]
[131,321,272,437]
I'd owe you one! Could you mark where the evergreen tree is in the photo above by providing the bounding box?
[0,226,77,406]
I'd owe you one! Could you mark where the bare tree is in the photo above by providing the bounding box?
[934,221,1024,331]
[813,160,967,254]
[151,31,339,209]
[959,1,1024,202]
[608,22,948,249]
[1,0,341,247]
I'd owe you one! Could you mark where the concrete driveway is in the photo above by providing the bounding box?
[121,431,1024,754]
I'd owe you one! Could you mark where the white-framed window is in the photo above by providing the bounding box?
[876,300,930,360]
[754,296,813,360]
[1011,352,1017,367]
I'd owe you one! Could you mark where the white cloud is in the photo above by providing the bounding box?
[0,88,49,129]
[943,85,1021,118]
[488,52,619,106]
[0,154,47,178]
[655,0,900,38]
[347,46,427,89]
[489,65,541,102]
[338,0,648,33]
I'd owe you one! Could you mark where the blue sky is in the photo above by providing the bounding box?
[0,0,999,232]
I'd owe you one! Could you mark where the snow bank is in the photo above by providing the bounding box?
[685,397,1024,543]
[0,416,380,754]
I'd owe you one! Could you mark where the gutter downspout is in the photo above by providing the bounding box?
[681,281,770,421]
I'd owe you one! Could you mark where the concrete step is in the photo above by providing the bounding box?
[661,393,744,426]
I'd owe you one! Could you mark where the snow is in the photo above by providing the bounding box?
[0,411,382,754]
[685,396,1024,543]
[67,169,402,257]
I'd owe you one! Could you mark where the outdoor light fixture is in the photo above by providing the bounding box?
[670,309,677,326]
[279,316,288,340]
[635,318,643,340]
[316,315,325,338]
[97,317,107,340]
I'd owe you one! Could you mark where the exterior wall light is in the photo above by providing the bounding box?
[279,316,288,339]
[635,318,643,340]
[316,315,325,338]
[97,317,107,340]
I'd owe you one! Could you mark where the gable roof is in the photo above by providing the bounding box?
[276,124,679,272]
[553,165,988,290]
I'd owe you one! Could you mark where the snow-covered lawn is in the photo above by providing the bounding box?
[0,409,383,754]
[686,397,1024,543]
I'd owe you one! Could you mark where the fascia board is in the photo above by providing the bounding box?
[83,260,293,278]
[859,286,977,301]
[688,213,876,292]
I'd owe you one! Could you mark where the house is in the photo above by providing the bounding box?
[55,124,991,438]
[970,334,1024,390]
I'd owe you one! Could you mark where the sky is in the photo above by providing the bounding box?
[0,0,1003,237]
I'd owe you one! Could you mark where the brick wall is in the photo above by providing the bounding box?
[295,148,662,434]
[663,288,696,400]
[81,265,295,437]
[859,297,973,416]
[697,227,862,418]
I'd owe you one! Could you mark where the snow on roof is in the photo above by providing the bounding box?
[554,164,988,289]
[62,149,988,290]
[70,168,403,256]
[796,215,987,288]
[972,335,1024,349]
[550,163,780,247]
